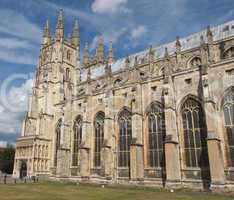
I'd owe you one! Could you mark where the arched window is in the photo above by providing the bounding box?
[223,87,234,167]
[189,57,202,68]
[147,102,165,168]
[181,98,209,168]
[72,116,82,166]
[65,68,70,81]
[55,119,62,167]
[94,112,105,168]
[223,47,234,59]
[67,50,71,60]
[118,109,132,168]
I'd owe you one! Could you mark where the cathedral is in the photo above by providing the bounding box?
[13,10,234,191]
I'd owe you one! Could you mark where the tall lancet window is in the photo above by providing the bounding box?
[118,109,132,168]
[147,102,165,168]
[223,87,234,167]
[94,112,105,168]
[181,98,209,168]
[55,119,62,167]
[72,116,82,166]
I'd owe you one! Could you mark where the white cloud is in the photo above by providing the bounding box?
[0,38,34,50]
[90,27,127,51]
[0,37,38,65]
[91,0,130,14]
[131,25,147,40]
[0,77,33,141]
[0,9,42,43]
[7,79,33,112]
[0,49,37,65]
[0,9,41,65]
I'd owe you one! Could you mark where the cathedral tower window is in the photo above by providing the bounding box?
[72,116,82,166]
[118,109,132,168]
[67,50,71,60]
[54,119,62,167]
[181,98,209,168]
[223,87,234,167]
[94,112,105,168]
[147,102,165,168]
[65,68,70,81]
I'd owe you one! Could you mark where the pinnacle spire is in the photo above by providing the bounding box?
[55,9,64,40]
[43,20,50,37]
[149,45,155,63]
[71,19,80,46]
[56,9,64,29]
[83,42,90,66]
[108,41,114,63]
[42,19,51,45]
[206,25,213,44]
[176,36,181,52]
[164,47,169,58]
[200,35,205,45]
[96,36,104,63]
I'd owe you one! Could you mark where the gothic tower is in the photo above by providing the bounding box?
[13,10,80,177]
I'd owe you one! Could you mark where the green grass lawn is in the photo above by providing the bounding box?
[0,181,233,200]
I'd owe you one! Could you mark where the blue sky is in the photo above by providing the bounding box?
[0,0,234,146]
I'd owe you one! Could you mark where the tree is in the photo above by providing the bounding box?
[0,144,15,174]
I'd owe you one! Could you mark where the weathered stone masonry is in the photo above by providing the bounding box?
[13,10,234,191]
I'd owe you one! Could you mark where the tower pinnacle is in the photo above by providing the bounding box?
[71,19,80,47]
[108,41,114,64]
[55,9,64,40]
[96,37,104,64]
[42,19,51,45]
[83,43,90,67]
[207,25,213,44]
[176,36,181,52]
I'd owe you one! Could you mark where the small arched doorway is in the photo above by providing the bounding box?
[20,161,27,179]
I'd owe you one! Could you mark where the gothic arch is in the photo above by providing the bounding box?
[223,46,234,59]
[54,118,62,167]
[117,106,132,120]
[117,107,132,177]
[180,95,211,186]
[187,56,202,68]
[178,94,203,113]
[145,101,166,170]
[220,86,234,109]
[221,86,234,167]
[72,115,83,166]
[145,101,164,116]
[93,111,105,169]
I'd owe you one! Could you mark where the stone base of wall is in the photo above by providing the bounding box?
[47,174,234,192]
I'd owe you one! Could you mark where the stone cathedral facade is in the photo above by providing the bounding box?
[13,11,234,191]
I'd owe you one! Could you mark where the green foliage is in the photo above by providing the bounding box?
[0,144,15,174]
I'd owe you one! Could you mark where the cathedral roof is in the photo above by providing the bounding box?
[81,19,234,81]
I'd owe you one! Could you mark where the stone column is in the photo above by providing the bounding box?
[130,142,144,181]
[79,147,90,178]
[56,148,70,177]
[102,90,114,178]
[79,101,91,178]
[205,101,225,190]
[163,84,182,188]
[164,108,181,188]
[130,85,144,181]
